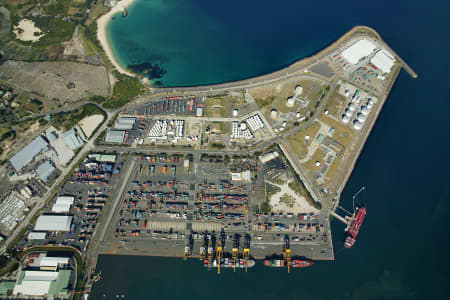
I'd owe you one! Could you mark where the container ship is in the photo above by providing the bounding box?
[344,206,366,248]
[204,258,255,269]
[264,259,313,268]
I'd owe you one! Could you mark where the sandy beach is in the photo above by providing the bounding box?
[97,0,137,77]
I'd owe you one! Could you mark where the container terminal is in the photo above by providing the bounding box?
[0,26,417,298]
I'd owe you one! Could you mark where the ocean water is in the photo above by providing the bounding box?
[94,0,450,299]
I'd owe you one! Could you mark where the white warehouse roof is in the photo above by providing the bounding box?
[28,232,46,240]
[10,136,48,171]
[105,130,125,143]
[34,215,72,231]
[39,257,69,268]
[342,39,376,64]
[23,271,59,282]
[13,281,51,296]
[114,117,136,130]
[36,161,56,182]
[370,50,395,73]
[51,196,74,213]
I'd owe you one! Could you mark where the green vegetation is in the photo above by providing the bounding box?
[260,201,271,214]
[43,0,71,15]
[102,76,145,109]
[29,16,75,47]
[255,95,275,108]
[52,103,106,130]
[288,178,322,210]
[210,142,225,149]
[280,193,295,208]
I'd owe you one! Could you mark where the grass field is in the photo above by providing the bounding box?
[324,90,346,118]
[286,121,320,159]
[205,96,229,117]
[302,148,325,171]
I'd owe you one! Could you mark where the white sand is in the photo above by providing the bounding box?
[97,0,137,77]
[78,114,104,138]
[13,19,44,42]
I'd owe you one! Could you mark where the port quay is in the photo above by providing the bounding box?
[1,25,416,298]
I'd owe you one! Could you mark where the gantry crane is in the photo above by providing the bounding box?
[216,241,223,275]
[184,233,193,260]
[200,232,208,260]
[283,235,291,273]
[243,234,251,272]
[232,233,240,272]
[207,235,214,270]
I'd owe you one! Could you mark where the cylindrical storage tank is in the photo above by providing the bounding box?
[295,85,303,95]
[353,120,363,130]
[342,114,350,124]
[240,123,247,130]
[270,109,278,119]
[232,109,238,117]
[348,103,356,111]
[282,121,287,127]
[361,106,370,115]
[296,112,301,118]
[367,102,374,109]
[357,113,367,122]
[345,108,353,117]
[286,97,295,107]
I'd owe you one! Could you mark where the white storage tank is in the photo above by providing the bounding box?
[357,113,367,122]
[295,85,303,95]
[286,97,295,107]
[240,123,247,130]
[348,103,357,111]
[270,109,278,119]
[353,120,363,130]
[361,106,370,115]
[342,114,350,124]
[345,108,353,117]
[232,109,239,117]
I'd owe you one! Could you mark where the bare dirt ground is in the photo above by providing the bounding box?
[0,60,110,102]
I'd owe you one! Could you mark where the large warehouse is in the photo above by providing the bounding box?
[51,196,74,213]
[341,39,377,64]
[10,136,49,171]
[105,130,125,143]
[370,50,395,73]
[34,215,73,231]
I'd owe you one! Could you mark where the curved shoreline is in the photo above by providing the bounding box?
[97,0,137,77]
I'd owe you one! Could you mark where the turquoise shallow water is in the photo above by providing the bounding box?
[94,0,450,299]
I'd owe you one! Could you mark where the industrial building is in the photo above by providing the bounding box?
[0,192,26,233]
[63,128,84,150]
[27,232,47,240]
[51,196,74,213]
[341,39,376,64]
[105,130,125,143]
[36,160,56,182]
[114,117,136,130]
[34,215,73,231]
[88,153,117,162]
[231,170,251,182]
[370,50,395,73]
[9,136,48,171]
[12,262,71,297]
[259,151,279,164]
[46,127,75,166]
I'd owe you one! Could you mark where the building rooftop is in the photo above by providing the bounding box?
[105,130,125,143]
[89,153,117,162]
[370,50,395,73]
[36,161,56,182]
[34,215,73,231]
[51,196,74,213]
[342,39,376,65]
[63,129,84,150]
[115,117,136,130]
[10,136,48,171]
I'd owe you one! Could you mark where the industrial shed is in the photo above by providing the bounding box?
[10,136,48,171]
[105,130,125,143]
[370,50,395,73]
[51,196,74,213]
[34,215,73,231]
[341,39,376,64]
